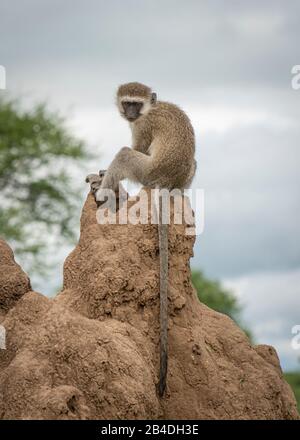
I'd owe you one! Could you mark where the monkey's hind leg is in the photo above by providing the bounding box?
[98,147,153,191]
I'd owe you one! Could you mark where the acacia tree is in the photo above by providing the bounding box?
[0,98,90,273]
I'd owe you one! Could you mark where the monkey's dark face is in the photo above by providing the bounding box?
[118,91,157,122]
[122,101,144,121]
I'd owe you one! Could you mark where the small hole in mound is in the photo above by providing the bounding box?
[67,395,77,413]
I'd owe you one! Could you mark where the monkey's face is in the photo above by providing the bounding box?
[121,101,144,122]
[118,91,156,122]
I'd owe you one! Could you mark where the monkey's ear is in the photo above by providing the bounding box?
[151,92,157,104]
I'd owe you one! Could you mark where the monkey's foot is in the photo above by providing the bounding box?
[86,170,128,211]
[85,173,103,196]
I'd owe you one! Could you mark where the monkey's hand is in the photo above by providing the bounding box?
[95,147,132,210]
[95,169,119,199]
[85,170,106,196]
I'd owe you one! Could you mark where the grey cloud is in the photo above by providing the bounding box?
[192,123,300,278]
[224,270,300,370]
[1,0,300,108]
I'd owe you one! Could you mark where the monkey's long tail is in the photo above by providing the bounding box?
[158,195,168,397]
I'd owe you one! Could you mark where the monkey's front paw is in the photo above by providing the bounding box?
[85,173,99,183]
[85,173,103,195]
[100,172,120,192]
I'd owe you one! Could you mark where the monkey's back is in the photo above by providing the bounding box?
[144,101,196,189]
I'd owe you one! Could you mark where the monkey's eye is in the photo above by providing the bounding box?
[122,101,142,109]
[122,101,131,112]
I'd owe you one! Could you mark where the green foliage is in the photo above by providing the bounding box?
[284,371,300,413]
[192,270,252,339]
[0,97,90,272]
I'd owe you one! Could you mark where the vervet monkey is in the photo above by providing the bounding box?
[94,82,196,397]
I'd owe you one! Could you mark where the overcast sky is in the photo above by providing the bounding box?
[0,0,299,370]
